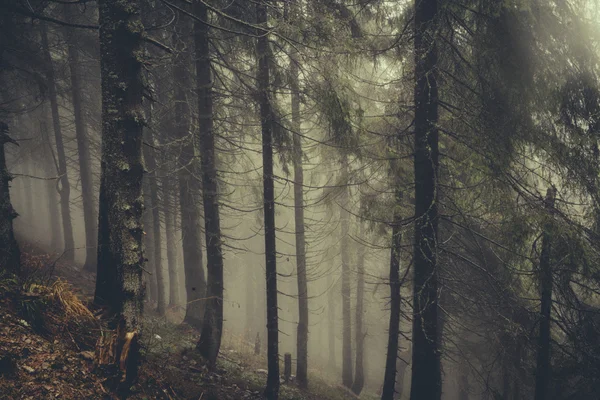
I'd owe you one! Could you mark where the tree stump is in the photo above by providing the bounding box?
[94,318,140,397]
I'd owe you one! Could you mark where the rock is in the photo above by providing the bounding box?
[256,369,268,375]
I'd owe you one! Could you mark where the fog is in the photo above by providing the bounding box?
[3,1,600,399]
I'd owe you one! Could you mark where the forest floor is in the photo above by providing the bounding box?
[0,242,373,400]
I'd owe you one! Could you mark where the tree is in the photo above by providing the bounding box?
[534,187,556,400]
[41,22,75,261]
[64,5,97,271]
[381,185,403,400]
[351,220,366,395]
[288,0,309,387]
[340,154,353,389]
[410,0,441,398]
[0,122,20,275]
[256,1,279,397]
[95,0,145,331]
[195,0,225,367]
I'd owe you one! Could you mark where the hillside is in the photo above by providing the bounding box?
[0,244,371,400]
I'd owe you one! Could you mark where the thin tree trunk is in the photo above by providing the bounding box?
[142,125,166,315]
[162,177,176,309]
[288,10,309,386]
[256,2,279,397]
[328,259,336,369]
[142,185,157,304]
[0,123,20,275]
[352,221,366,396]
[64,12,97,271]
[382,188,403,400]
[172,8,203,318]
[534,187,556,400]
[41,23,75,262]
[40,114,62,251]
[410,0,441,398]
[340,155,353,389]
[194,0,225,367]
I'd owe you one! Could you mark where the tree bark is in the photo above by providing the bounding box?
[41,22,75,262]
[194,1,225,367]
[161,176,176,311]
[171,5,206,328]
[256,2,279,398]
[142,102,164,313]
[40,112,63,251]
[328,258,336,369]
[288,8,309,386]
[95,0,145,341]
[0,123,20,275]
[351,221,366,396]
[382,188,403,400]
[340,155,353,389]
[533,187,556,400]
[410,0,441,398]
[64,9,97,271]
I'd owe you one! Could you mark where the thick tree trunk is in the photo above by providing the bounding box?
[41,23,75,262]
[194,1,225,367]
[381,188,403,400]
[352,222,366,396]
[288,20,309,387]
[410,0,441,398]
[340,155,353,389]
[64,12,97,271]
[0,123,20,275]
[256,2,279,398]
[534,187,556,400]
[95,0,145,340]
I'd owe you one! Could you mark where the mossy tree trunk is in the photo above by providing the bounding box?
[0,123,20,275]
[95,0,145,339]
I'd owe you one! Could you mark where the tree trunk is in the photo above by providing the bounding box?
[142,104,169,316]
[161,177,176,310]
[256,2,279,398]
[410,0,441,398]
[95,0,145,341]
[340,155,353,389]
[534,187,556,400]
[328,259,336,369]
[352,221,366,396]
[193,1,225,367]
[382,188,403,400]
[0,123,20,275]
[41,23,75,262]
[64,11,97,271]
[172,5,206,329]
[288,11,309,387]
[40,112,63,251]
